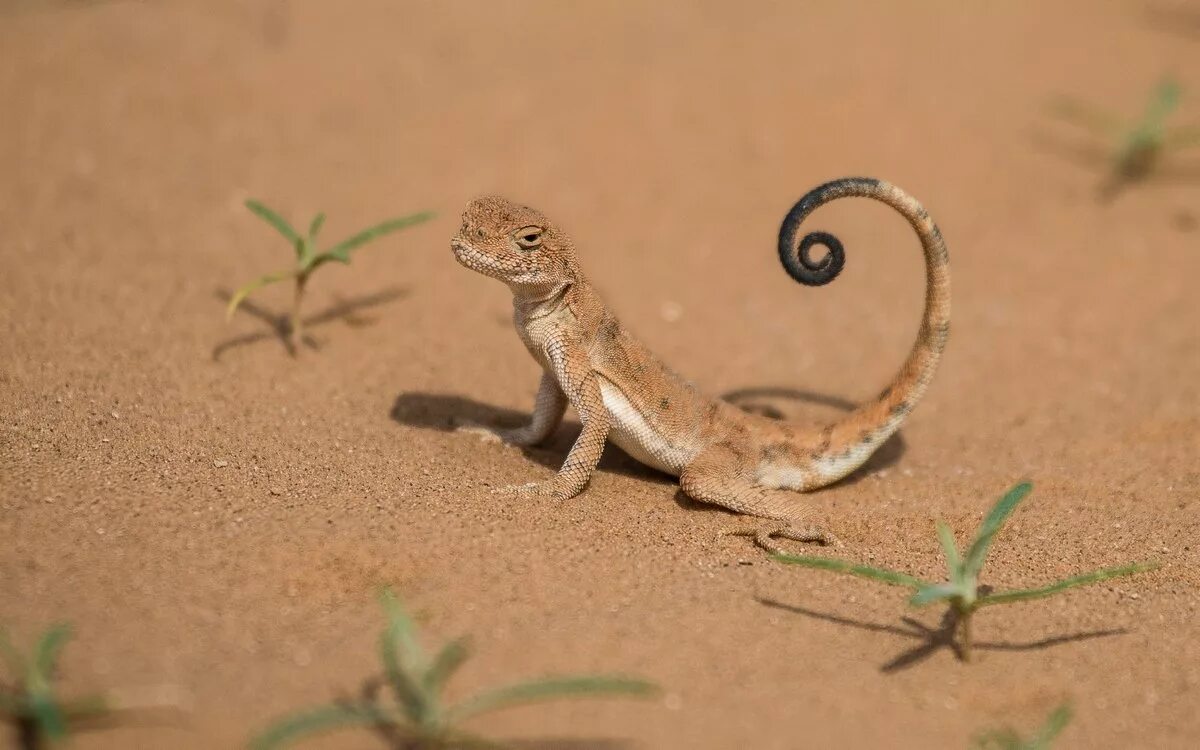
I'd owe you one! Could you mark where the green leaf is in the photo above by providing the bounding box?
[304,253,352,273]
[324,211,435,262]
[909,582,962,607]
[245,200,301,246]
[379,589,425,670]
[1030,702,1073,749]
[935,520,962,581]
[445,675,658,725]
[32,624,72,684]
[962,482,1033,579]
[307,213,326,241]
[424,636,471,695]
[378,589,429,722]
[248,703,388,750]
[1143,77,1182,129]
[971,727,1023,750]
[771,555,927,589]
[225,270,298,320]
[28,692,68,741]
[978,562,1159,607]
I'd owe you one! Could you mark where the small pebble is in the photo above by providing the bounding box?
[213,459,228,468]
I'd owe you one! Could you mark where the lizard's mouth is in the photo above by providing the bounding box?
[451,238,501,278]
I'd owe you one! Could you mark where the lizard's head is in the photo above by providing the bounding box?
[451,196,578,294]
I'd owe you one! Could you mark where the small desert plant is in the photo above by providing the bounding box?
[250,589,658,749]
[1049,75,1200,192]
[227,200,434,348]
[772,482,1159,661]
[972,702,1073,750]
[1,623,108,748]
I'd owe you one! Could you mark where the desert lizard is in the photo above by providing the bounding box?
[451,178,950,550]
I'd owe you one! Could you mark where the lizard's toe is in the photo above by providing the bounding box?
[722,522,839,554]
[776,525,840,548]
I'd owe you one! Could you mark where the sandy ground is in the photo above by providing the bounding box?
[2,1,1200,748]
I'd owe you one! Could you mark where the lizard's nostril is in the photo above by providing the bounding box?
[476,227,486,238]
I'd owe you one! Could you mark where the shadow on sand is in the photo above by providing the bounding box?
[212,286,409,361]
[390,385,906,490]
[758,597,1127,674]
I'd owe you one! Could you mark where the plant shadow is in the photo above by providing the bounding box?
[10,702,187,750]
[330,675,637,750]
[1143,2,1200,40]
[758,597,1127,674]
[390,385,905,488]
[1029,127,1200,201]
[212,286,409,361]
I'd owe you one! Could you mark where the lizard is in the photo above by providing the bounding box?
[450,177,950,550]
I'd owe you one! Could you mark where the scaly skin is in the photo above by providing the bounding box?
[451,178,950,550]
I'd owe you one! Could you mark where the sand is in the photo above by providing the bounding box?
[2,1,1198,748]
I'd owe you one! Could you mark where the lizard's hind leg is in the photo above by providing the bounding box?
[679,444,837,553]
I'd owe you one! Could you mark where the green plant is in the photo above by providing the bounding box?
[1,623,108,748]
[973,702,1073,750]
[250,589,658,749]
[1049,76,1200,191]
[227,201,434,349]
[772,482,1159,661]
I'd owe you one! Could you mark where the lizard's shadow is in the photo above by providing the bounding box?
[389,392,667,482]
[720,386,906,483]
[389,386,904,485]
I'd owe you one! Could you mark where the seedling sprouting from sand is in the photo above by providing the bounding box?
[972,702,1073,750]
[227,201,434,349]
[772,482,1159,661]
[250,589,658,749]
[1,623,109,748]
[1049,76,1200,194]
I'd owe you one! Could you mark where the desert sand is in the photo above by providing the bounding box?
[2,1,1198,748]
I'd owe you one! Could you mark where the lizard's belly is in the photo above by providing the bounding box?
[598,380,690,476]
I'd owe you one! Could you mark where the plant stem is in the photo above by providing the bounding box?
[959,609,973,662]
[290,273,308,350]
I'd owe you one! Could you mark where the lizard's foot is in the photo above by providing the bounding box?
[723,522,840,555]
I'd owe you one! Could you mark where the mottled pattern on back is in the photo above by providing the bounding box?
[450,178,950,550]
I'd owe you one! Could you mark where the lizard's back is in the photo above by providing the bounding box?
[582,295,781,476]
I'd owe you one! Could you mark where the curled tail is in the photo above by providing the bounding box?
[777,177,951,487]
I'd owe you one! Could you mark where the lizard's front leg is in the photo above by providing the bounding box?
[498,341,610,501]
[459,371,567,447]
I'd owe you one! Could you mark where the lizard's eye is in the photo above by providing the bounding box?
[515,227,543,250]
